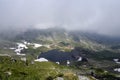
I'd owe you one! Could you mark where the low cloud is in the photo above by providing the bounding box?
[0,0,120,36]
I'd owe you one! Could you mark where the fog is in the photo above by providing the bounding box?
[0,0,120,36]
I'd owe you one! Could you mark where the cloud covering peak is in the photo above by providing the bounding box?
[0,0,120,36]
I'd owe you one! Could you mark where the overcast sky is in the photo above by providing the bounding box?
[0,0,120,36]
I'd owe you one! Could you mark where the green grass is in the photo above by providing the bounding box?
[0,56,78,80]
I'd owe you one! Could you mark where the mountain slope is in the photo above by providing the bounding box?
[13,28,114,51]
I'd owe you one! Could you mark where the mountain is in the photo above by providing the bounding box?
[10,27,120,51]
[1,27,120,60]
[1,27,120,47]
[0,28,120,79]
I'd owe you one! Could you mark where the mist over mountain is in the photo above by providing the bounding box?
[0,27,120,46]
[1,1,120,79]
[0,0,120,37]
[6,27,119,48]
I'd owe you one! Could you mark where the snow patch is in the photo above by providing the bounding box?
[113,59,119,62]
[15,48,22,53]
[113,58,120,64]
[78,57,82,61]
[34,58,48,62]
[33,43,42,49]
[17,43,28,49]
[67,60,70,65]
[114,68,120,72]
[56,62,60,64]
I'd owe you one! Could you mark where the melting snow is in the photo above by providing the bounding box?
[114,68,120,72]
[56,62,60,64]
[33,43,42,49]
[17,43,28,49]
[11,40,50,56]
[113,59,119,62]
[113,58,120,64]
[15,48,22,53]
[78,57,82,61]
[34,58,48,62]
[22,40,31,45]
[67,60,70,65]
[14,42,29,56]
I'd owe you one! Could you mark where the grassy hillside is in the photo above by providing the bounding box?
[0,56,79,80]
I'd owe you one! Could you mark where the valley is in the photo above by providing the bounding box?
[0,28,120,80]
